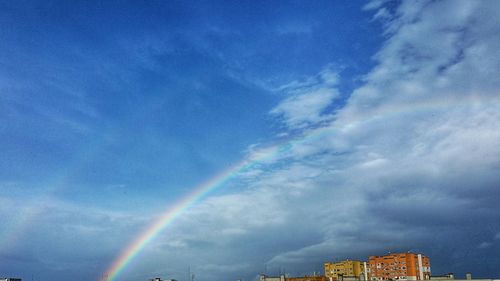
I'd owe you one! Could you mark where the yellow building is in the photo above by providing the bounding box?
[324,260,368,280]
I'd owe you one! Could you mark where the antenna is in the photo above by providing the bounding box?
[188,265,194,281]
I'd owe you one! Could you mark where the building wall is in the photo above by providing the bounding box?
[369,253,431,281]
[324,260,368,280]
[260,275,326,281]
[430,272,493,281]
[260,275,286,281]
[286,276,328,281]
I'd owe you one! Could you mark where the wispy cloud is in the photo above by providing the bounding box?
[2,1,500,281]
[138,1,500,279]
[270,68,340,129]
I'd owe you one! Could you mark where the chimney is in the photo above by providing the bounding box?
[466,273,472,280]
[447,273,454,280]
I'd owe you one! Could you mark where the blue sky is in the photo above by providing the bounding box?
[1,1,500,281]
[1,0,380,204]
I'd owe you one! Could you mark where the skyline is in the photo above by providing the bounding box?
[1,1,500,281]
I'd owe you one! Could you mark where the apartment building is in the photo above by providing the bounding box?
[369,253,431,281]
[324,260,369,281]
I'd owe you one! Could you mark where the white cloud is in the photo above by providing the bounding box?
[8,2,499,281]
[270,88,337,128]
[363,0,391,11]
[270,68,340,129]
[0,193,150,281]
[150,1,500,279]
[478,242,492,249]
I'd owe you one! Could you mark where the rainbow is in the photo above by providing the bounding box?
[101,124,338,281]
[103,95,500,281]
[103,149,277,281]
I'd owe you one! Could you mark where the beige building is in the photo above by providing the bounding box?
[324,260,369,281]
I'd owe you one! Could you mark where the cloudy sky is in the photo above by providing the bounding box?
[1,1,500,281]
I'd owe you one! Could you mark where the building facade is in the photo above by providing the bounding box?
[259,274,286,281]
[324,260,369,281]
[429,272,492,281]
[369,253,431,281]
[286,276,328,281]
[260,274,327,281]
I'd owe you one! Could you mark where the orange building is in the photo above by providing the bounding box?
[369,253,430,281]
